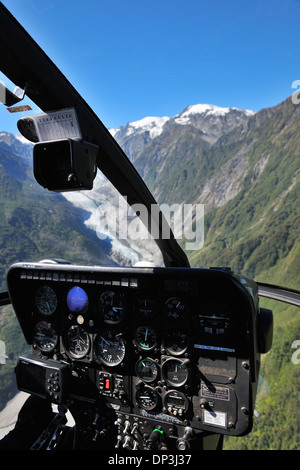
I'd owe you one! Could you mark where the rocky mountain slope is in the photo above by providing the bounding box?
[111,97,299,285]
[0,132,114,290]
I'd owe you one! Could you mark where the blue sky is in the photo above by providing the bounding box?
[1,0,300,134]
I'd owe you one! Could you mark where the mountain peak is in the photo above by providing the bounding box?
[111,115,170,140]
[110,103,255,141]
[174,103,255,125]
[128,115,170,138]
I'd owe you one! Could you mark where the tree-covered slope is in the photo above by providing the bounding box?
[126,96,300,450]
[159,97,300,450]
[0,133,114,408]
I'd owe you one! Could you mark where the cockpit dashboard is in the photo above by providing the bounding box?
[7,261,263,450]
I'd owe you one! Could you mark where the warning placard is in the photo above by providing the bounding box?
[203,410,227,428]
[201,384,230,401]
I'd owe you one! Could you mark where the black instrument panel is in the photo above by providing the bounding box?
[7,262,260,448]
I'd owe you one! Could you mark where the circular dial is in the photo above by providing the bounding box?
[164,297,188,320]
[136,358,158,383]
[95,330,125,367]
[136,386,159,411]
[33,321,58,353]
[35,285,57,316]
[67,286,89,313]
[98,291,125,324]
[135,326,158,351]
[137,298,156,319]
[163,390,189,417]
[162,330,188,356]
[162,358,189,387]
[63,325,90,359]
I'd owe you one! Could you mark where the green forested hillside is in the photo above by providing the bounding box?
[193,100,300,450]
[189,98,300,282]
[141,96,300,450]
[223,299,300,450]
[0,135,113,408]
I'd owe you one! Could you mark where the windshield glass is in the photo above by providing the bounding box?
[0,1,299,451]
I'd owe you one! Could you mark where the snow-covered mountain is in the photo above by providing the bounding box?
[61,103,256,265]
[63,103,255,265]
[3,103,256,267]
[110,115,170,139]
[111,103,255,162]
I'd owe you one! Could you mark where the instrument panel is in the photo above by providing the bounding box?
[7,262,261,449]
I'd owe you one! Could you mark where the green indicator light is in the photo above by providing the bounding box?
[153,428,164,435]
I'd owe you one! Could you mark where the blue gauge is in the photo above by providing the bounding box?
[67,286,89,313]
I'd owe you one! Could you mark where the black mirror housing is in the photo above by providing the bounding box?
[33,139,98,191]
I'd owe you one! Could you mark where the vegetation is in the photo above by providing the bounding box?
[0,306,30,410]
[179,97,300,450]
[133,96,300,450]
[224,299,300,450]
[0,135,113,409]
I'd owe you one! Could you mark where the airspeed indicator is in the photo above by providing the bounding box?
[35,285,57,316]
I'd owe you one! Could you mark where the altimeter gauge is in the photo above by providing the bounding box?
[95,330,126,367]
[164,297,188,320]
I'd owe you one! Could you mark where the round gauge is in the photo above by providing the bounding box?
[33,321,58,353]
[137,298,156,319]
[162,330,188,356]
[67,286,89,313]
[136,386,159,411]
[35,285,58,316]
[164,297,188,320]
[95,330,126,367]
[63,325,90,359]
[134,326,158,351]
[98,291,125,324]
[136,358,158,383]
[163,390,189,417]
[162,358,189,387]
